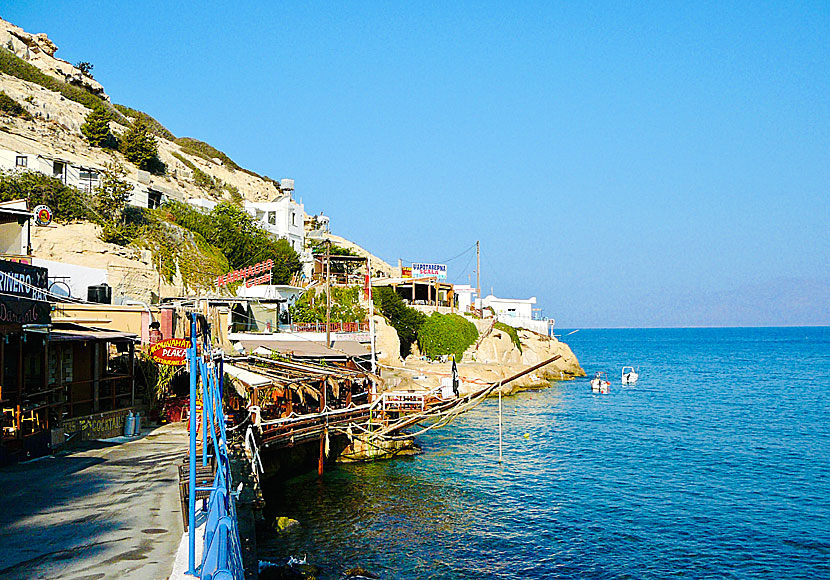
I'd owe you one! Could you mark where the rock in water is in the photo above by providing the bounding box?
[272,516,300,532]
[345,567,380,579]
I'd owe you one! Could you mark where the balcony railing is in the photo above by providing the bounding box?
[291,321,369,334]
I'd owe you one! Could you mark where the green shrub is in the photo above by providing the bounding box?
[225,184,243,206]
[119,117,160,171]
[373,287,426,357]
[192,167,216,190]
[94,166,133,225]
[114,104,175,141]
[290,286,366,324]
[0,48,125,122]
[417,312,478,360]
[494,322,522,352]
[161,201,302,282]
[171,151,197,170]
[175,137,276,185]
[175,137,242,170]
[80,107,113,147]
[0,171,92,222]
[0,91,32,120]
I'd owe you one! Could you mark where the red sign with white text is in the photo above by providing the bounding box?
[216,259,274,287]
[149,338,190,366]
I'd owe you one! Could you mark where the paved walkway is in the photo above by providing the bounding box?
[0,423,187,580]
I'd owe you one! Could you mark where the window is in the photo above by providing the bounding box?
[291,212,296,226]
[79,169,98,181]
[148,189,163,209]
[15,156,27,167]
[53,161,66,181]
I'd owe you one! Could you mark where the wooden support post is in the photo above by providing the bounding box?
[42,337,48,431]
[318,378,326,476]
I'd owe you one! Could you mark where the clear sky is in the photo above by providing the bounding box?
[3,2,828,327]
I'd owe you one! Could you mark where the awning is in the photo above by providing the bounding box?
[223,363,274,389]
[235,339,369,360]
[46,322,138,343]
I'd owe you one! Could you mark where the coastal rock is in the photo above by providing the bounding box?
[373,314,401,365]
[272,516,300,532]
[345,566,380,578]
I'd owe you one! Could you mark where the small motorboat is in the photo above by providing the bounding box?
[621,366,639,385]
[590,372,610,394]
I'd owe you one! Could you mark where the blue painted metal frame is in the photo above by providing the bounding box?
[188,315,245,580]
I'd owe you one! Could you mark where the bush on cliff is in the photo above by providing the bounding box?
[0,48,125,122]
[0,171,92,222]
[162,201,302,283]
[80,106,115,148]
[290,286,366,324]
[0,91,32,120]
[120,116,161,171]
[373,287,426,358]
[417,312,478,360]
[494,321,522,353]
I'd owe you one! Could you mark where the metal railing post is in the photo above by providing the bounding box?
[187,316,198,576]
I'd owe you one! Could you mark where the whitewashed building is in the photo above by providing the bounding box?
[0,147,183,210]
[453,284,477,313]
[0,200,32,258]
[244,179,306,253]
[476,294,555,336]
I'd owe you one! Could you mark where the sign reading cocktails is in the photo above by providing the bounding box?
[149,338,190,366]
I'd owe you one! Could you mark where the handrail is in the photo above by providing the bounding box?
[187,316,245,580]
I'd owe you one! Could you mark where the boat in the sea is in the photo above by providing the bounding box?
[590,372,610,394]
[621,366,639,385]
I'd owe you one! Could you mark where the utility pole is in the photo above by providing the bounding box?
[320,239,331,477]
[325,239,331,348]
[476,240,481,315]
[368,255,376,376]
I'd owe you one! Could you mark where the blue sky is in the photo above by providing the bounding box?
[3,2,828,327]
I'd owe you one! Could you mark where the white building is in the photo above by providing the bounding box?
[244,179,306,253]
[0,147,183,210]
[453,284,477,313]
[0,150,102,193]
[186,197,218,211]
[0,200,32,258]
[476,294,555,336]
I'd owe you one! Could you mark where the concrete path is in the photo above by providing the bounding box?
[0,422,187,580]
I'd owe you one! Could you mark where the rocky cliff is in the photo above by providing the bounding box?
[376,315,584,395]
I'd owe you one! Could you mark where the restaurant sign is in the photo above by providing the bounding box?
[0,260,50,326]
[216,259,274,287]
[149,338,190,366]
[410,263,447,280]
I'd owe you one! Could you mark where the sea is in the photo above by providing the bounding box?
[260,327,830,579]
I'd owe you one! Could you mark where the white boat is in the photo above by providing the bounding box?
[621,366,639,385]
[590,372,610,394]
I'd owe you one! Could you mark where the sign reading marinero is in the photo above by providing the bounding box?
[0,260,50,326]
[149,338,190,366]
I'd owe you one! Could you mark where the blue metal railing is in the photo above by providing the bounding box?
[188,314,245,580]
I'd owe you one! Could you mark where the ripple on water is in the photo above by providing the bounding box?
[260,328,830,580]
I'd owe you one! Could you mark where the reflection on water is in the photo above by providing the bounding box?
[260,328,830,580]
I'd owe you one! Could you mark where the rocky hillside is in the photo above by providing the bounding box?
[0,16,281,204]
[0,17,396,295]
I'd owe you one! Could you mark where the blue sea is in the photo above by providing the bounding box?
[261,327,830,579]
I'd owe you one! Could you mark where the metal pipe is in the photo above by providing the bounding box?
[187,315,197,575]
